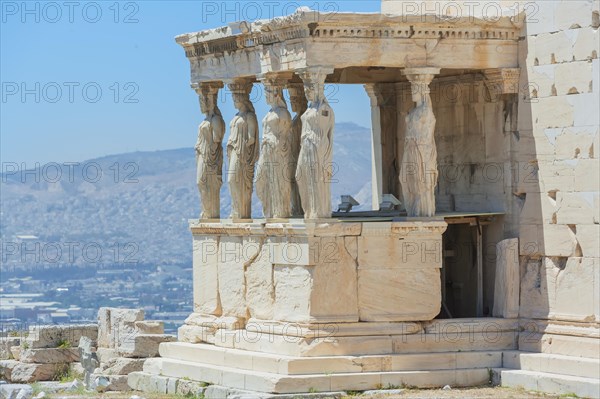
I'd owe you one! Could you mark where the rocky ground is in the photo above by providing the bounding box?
[28,386,562,399]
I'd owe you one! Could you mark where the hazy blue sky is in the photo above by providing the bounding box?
[1,1,380,165]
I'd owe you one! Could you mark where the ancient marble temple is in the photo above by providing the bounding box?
[131,1,600,397]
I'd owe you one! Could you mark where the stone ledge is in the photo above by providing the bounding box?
[503,350,600,379]
[158,342,504,375]
[500,369,600,398]
[139,357,491,394]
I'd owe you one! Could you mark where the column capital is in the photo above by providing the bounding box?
[192,81,224,96]
[364,84,397,107]
[364,84,381,107]
[402,67,441,86]
[297,66,335,85]
[258,72,294,86]
[483,68,521,98]
[225,77,254,94]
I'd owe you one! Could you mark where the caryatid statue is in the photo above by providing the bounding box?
[295,67,335,219]
[226,80,259,219]
[256,76,293,219]
[194,82,225,220]
[400,68,440,217]
[287,83,308,217]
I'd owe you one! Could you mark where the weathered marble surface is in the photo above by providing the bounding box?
[288,83,307,217]
[226,80,259,219]
[182,220,447,346]
[400,68,439,217]
[256,76,293,219]
[492,238,519,319]
[195,82,225,220]
[296,67,335,220]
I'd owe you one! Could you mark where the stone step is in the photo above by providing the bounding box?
[519,332,600,358]
[159,342,503,375]
[209,328,517,357]
[500,369,600,399]
[503,350,600,379]
[147,357,490,394]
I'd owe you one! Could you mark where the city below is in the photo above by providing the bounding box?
[0,263,192,335]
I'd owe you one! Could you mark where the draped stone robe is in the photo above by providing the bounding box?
[227,111,259,219]
[400,98,438,217]
[256,106,293,219]
[196,113,225,219]
[296,100,335,219]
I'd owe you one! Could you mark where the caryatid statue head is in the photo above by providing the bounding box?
[258,73,292,109]
[409,80,430,106]
[402,69,439,107]
[263,80,286,109]
[298,67,333,105]
[228,80,255,113]
[287,83,308,114]
[196,82,223,116]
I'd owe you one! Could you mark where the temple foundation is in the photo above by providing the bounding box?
[128,220,520,394]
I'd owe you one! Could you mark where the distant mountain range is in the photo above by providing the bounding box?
[0,122,372,269]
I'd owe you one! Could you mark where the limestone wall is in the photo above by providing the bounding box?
[383,0,599,326]
[514,0,600,324]
[182,221,447,346]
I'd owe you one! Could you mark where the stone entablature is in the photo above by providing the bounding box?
[175,9,522,82]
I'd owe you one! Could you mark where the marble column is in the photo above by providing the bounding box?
[296,67,335,220]
[400,68,441,217]
[365,84,384,210]
[194,81,225,220]
[287,82,308,217]
[256,74,293,219]
[365,83,398,210]
[226,79,259,220]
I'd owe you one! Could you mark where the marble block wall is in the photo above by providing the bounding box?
[181,220,447,345]
[514,0,600,324]
[383,0,599,326]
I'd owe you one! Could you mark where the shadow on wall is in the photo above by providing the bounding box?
[517,1,600,341]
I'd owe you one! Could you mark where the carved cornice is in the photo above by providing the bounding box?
[176,10,522,60]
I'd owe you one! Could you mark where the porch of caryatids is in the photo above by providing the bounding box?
[400,67,441,217]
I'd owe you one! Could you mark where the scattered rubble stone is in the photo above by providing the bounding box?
[101,358,145,375]
[0,383,33,399]
[9,362,66,384]
[2,309,170,393]
[23,325,97,350]
[119,334,176,358]
[84,308,174,392]
[0,338,20,361]
[0,360,19,381]
[19,349,79,364]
